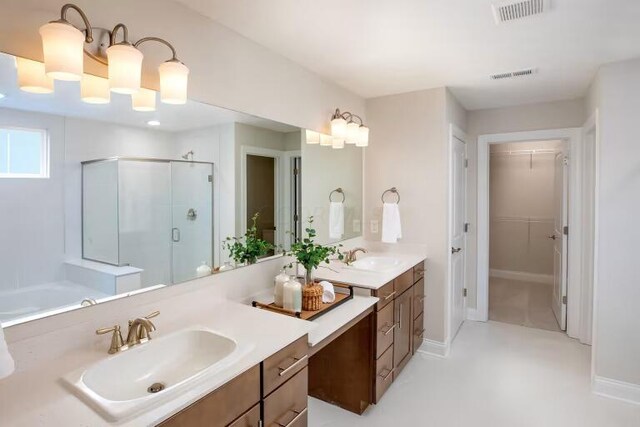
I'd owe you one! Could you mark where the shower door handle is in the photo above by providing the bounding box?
[172,228,181,242]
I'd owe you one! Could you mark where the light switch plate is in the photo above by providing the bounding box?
[370,219,379,234]
[353,219,361,233]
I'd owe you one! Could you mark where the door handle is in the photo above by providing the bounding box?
[451,247,462,254]
[172,228,180,242]
[547,234,557,240]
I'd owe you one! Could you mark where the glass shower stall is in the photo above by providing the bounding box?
[82,158,214,288]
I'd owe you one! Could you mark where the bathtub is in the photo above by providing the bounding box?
[0,281,109,325]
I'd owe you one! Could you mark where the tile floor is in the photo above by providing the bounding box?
[489,277,561,332]
[308,321,640,427]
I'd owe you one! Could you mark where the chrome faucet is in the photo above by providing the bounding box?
[96,310,160,354]
[344,247,368,265]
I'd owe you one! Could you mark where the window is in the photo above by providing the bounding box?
[0,127,49,178]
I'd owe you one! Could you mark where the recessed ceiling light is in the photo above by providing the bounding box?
[147,120,160,126]
[0,93,5,100]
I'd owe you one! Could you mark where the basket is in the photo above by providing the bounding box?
[302,283,323,311]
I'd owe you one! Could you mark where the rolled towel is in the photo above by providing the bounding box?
[319,281,336,303]
[0,325,15,380]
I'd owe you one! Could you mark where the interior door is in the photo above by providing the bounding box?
[171,161,213,284]
[551,146,568,330]
[450,133,466,339]
[246,154,276,254]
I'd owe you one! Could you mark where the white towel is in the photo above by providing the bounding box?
[0,326,15,380]
[319,281,336,303]
[381,202,402,243]
[329,202,344,239]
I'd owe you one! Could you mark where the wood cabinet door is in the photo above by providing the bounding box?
[393,289,413,373]
[412,277,425,319]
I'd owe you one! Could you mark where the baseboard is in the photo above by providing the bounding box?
[490,269,553,285]
[416,339,450,358]
[593,376,640,405]
[466,308,486,322]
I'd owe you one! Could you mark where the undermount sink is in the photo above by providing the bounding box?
[66,328,244,421]
[347,256,406,273]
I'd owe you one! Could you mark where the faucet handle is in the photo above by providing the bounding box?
[96,325,126,354]
[145,310,160,320]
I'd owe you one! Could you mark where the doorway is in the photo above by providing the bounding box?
[488,140,567,332]
[246,154,276,255]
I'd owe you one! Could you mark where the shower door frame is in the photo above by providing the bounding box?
[81,157,215,285]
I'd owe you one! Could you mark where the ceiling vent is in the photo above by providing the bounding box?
[492,0,548,24]
[490,68,537,80]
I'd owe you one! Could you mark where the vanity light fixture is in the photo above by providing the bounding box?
[81,74,110,104]
[330,109,369,148]
[37,3,188,105]
[16,57,54,94]
[132,88,157,112]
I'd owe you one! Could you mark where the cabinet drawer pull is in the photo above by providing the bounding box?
[415,328,426,336]
[379,323,397,336]
[278,354,308,377]
[277,408,308,427]
[382,291,396,301]
[398,303,403,330]
[416,295,425,303]
[378,368,394,381]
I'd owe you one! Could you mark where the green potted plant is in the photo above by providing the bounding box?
[287,216,343,285]
[224,213,274,265]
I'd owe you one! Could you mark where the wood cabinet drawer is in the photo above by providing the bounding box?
[412,312,425,355]
[262,335,308,397]
[158,365,260,427]
[412,277,425,319]
[264,367,308,427]
[374,345,394,403]
[228,403,260,427]
[375,301,395,359]
[394,269,414,296]
[373,280,395,311]
[413,262,425,283]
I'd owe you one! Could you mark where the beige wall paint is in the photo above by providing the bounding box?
[364,88,467,344]
[0,0,364,133]
[489,141,561,276]
[465,99,585,309]
[585,58,640,387]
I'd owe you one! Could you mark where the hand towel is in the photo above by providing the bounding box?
[0,325,15,380]
[329,202,344,239]
[319,281,336,303]
[381,202,402,243]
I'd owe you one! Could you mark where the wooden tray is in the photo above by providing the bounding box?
[252,283,353,321]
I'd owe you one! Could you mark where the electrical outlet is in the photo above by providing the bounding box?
[353,219,361,233]
[370,219,379,234]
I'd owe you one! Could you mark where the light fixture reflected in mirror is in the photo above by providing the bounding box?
[132,88,156,111]
[81,74,110,104]
[332,138,345,149]
[16,57,54,94]
[320,133,333,146]
[305,129,320,144]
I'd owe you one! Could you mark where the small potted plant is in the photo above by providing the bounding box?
[286,217,343,310]
[224,213,274,265]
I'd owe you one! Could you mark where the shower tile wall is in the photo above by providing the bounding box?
[489,141,562,277]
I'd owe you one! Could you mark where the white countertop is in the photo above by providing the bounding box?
[315,252,426,290]
[0,300,314,427]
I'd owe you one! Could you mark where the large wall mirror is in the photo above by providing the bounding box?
[0,51,363,326]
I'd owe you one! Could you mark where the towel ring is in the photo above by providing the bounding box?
[381,187,400,204]
[329,188,346,203]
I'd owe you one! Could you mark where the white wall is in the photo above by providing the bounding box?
[465,99,585,309]
[0,0,364,133]
[364,87,466,344]
[0,108,65,292]
[585,58,640,387]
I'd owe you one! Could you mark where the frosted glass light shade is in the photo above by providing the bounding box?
[132,88,157,111]
[332,138,344,149]
[159,61,189,104]
[331,116,347,140]
[320,133,333,146]
[81,74,110,104]
[16,58,54,94]
[346,122,360,144]
[356,126,370,147]
[305,129,320,144]
[107,44,143,94]
[39,22,84,81]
